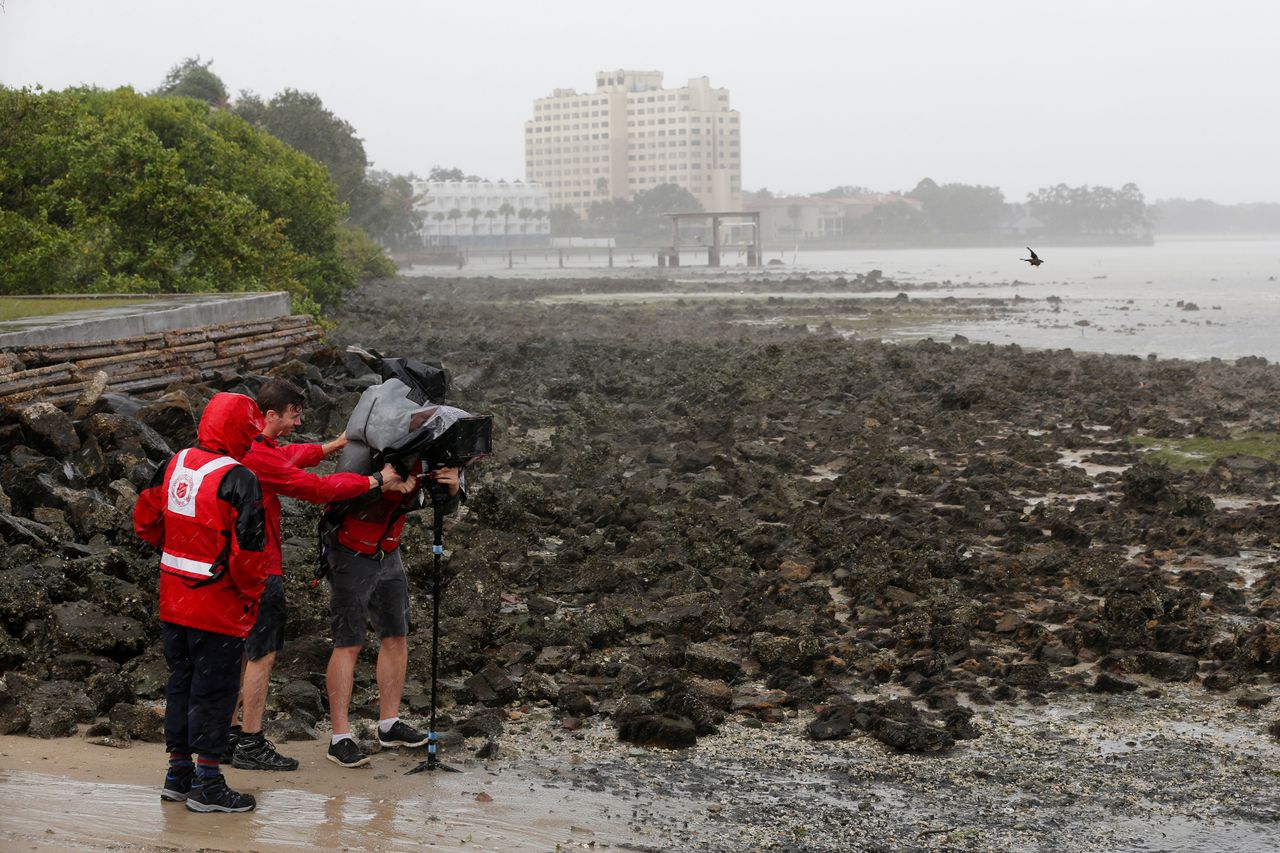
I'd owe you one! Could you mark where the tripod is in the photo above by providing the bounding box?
[408,494,460,774]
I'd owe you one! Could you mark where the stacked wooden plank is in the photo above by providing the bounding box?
[0,315,324,407]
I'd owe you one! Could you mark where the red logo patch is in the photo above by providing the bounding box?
[170,471,196,510]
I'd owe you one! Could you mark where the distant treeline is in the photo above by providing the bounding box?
[749,180,1155,245]
[1150,199,1280,234]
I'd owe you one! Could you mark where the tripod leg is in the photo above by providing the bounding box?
[409,502,459,774]
[428,538,441,769]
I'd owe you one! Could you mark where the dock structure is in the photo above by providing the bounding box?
[662,211,762,268]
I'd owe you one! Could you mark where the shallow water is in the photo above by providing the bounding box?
[1119,814,1280,852]
[422,239,1280,361]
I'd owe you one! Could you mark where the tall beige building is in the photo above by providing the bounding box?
[525,70,742,216]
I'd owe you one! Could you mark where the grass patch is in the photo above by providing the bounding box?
[1128,432,1280,472]
[0,296,154,322]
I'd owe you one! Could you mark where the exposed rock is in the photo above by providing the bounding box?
[1235,690,1273,710]
[20,402,81,457]
[533,645,576,673]
[50,601,146,658]
[0,676,31,734]
[137,392,198,449]
[267,717,319,743]
[108,702,164,742]
[557,685,595,717]
[808,698,956,753]
[277,680,325,726]
[684,642,743,681]
[1091,672,1139,694]
[1136,651,1199,682]
[617,713,696,749]
[464,663,518,706]
[458,710,505,739]
[6,674,94,737]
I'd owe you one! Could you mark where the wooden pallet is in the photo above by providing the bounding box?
[0,316,324,407]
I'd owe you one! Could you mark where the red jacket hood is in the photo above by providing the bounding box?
[198,393,265,460]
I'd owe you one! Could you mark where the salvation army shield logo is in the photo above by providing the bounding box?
[169,471,196,510]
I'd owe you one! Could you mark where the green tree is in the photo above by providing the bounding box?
[364,169,424,249]
[1027,183,1151,236]
[908,178,1006,234]
[0,86,353,313]
[497,202,516,237]
[484,209,498,235]
[431,210,446,245]
[786,204,804,241]
[467,206,482,241]
[517,207,531,233]
[549,204,581,237]
[816,184,872,198]
[428,165,481,182]
[846,201,927,240]
[585,183,702,244]
[153,56,228,108]
[233,89,377,226]
[447,207,462,243]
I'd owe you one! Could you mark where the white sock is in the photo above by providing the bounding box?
[378,717,400,734]
[331,733,353,745]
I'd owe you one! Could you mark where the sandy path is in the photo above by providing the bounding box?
[0,732,649,852]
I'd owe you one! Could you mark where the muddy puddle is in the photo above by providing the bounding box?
[1120,814,1280,852]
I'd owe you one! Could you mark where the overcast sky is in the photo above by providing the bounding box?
[3,0,1278,204]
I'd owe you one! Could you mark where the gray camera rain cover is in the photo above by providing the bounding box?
[339,378,473,475]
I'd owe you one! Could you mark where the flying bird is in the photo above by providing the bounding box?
[1021,247,1043,267]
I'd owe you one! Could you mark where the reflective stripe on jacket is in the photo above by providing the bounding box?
[152,447,261,636]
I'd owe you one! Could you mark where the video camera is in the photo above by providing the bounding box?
[376,414,493,506]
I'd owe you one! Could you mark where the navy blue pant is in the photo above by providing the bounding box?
[162,622,244,758]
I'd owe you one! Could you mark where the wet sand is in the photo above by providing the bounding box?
[0,731,653,852]
[3,684,1279,853]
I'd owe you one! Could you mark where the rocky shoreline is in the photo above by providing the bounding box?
[1,272,1278,850]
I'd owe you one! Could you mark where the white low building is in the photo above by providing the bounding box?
[413,180,551,247]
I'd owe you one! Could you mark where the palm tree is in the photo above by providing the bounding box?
[517,207,532,234]
[498,202,516,238]
[431,210,446,246]
[787,203,803,243]
[532,208,547,234]
[467,207,482,242]
[447,207,463,244]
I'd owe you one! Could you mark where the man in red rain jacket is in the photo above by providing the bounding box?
[324,454,461,768]
[134,392,267,813]
[229,378,405,772]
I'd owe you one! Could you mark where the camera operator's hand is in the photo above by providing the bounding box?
[373,463,405,492]
[322,431,349,457]
[429,466,461,497]
[389,474,419,495]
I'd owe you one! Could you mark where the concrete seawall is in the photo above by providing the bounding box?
[0,292,292,349]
